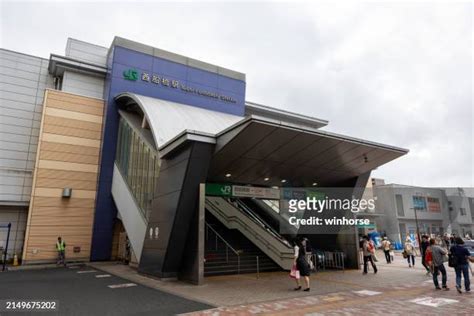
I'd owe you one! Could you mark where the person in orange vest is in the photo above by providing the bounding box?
[56,236,66,266]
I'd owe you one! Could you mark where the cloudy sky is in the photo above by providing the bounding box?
[1,1,472,187]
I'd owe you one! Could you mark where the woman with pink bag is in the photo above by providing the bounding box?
[290,238,311,291]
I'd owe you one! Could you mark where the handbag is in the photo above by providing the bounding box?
[290,263,300,279]
[402,250,407,259]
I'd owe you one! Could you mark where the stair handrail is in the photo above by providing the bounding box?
[231,199,291,247]
[206,199,294,259]
[205,221,241,273]
[205,222,240,255]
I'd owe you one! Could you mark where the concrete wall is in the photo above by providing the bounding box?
[0,49,54,204]
[371,184,474,242]
[22,90,104,263]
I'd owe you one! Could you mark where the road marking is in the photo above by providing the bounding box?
[68,266,79,269]
[108,283,137,289]
[410,297,459,307]
[322,296,345,302]
[353,290,382,296]
[77,270,97,274]
[95,274,111,278]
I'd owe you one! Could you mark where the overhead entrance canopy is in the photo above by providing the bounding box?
[115,92,408,187]
[208,118,408,187]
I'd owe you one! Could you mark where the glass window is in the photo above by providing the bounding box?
[114,115,161,217]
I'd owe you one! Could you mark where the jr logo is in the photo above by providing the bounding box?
[123,69,138,81]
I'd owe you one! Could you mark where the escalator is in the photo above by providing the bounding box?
[205,196,295,270]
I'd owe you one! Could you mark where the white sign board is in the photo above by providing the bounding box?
[232,185,280,200]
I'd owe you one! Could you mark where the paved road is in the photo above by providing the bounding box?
[0,266,212,315]
[184,262,474,316]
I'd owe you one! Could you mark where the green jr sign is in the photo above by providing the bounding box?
[205,183,232,197]
[123,69,138,81]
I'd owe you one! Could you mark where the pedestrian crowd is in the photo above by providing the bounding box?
[360,233,474,294]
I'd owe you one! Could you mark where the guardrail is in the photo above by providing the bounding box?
[205,222,240,273]
[312,250,345,271]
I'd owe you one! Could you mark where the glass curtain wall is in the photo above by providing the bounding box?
[115,116,160,219]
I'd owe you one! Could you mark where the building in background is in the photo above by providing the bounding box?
[361,178,474,246]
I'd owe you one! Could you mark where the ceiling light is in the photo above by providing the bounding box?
[225,173,232,178]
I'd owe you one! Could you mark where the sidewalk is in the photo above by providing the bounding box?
[88,252,474,315]
[88,252,450,308]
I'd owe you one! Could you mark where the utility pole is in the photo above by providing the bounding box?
[412,207,422,253]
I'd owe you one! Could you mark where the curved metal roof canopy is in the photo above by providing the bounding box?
[115,92,408,187]
[115,92,244,149]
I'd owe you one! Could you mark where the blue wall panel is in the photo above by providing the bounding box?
[90,44,246,261]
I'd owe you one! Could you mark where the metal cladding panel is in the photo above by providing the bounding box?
[209,121,408,187]
[0,49,53,204]
[111,46,246,116]
[117,93,243,148]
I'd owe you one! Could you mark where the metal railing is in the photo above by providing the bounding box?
[206,199,294,262]
[230,199,291,248]
[311,251,345,271]
[205,222,241,274]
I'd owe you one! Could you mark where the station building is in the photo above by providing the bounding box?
[0,37,407,283]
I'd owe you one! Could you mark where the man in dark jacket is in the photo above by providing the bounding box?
[420,235,430,275]
[450,237,471,293]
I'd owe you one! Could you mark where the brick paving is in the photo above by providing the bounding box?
[89,251,474,315]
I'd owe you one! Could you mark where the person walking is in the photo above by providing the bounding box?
[56,236,66,266]
[450,237,471,293]
[381,237,391,264]
[301,237,314,271]
[427,238,449,290]
[420,235,431,275]
[404,237,416,267]
[293,238,311,291]
[362,235,377,274]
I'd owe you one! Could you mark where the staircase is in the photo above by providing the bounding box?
[205,212,281,276]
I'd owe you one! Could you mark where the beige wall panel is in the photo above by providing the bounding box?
[43,124,101,140]
[37,169,98,182]
[41,133,101,148]
[28,225,93,237]
[29,207,94,217]
[38,160,98,173]
[45,107,102,124]
[24,90,104,263]
[36,178,97,190]
[29,215,93,226]
[46,98,104,116]
[32,197,95,208]
[40,150,99,165]
[44,115,102,132]
[28,235,92,246]
[34,187,96,199]
[48,90,104,108]
[24,249,91,261]
[40,142,99,157]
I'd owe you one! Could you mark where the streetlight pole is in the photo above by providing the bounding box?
[412,207,422,254]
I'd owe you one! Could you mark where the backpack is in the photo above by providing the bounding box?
[448,252,458,268]
[424,247,432,263]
